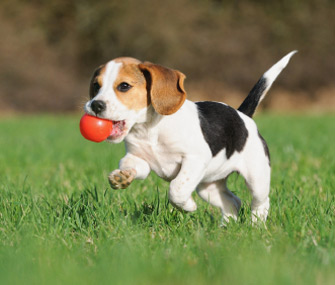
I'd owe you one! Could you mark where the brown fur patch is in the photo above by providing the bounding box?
[114,57,142,65]
[113,59,150,110]
[90,57,186,113]
[139,62,186,115]
[97,66,106,86]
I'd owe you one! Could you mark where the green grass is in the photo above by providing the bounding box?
[0,113,334,284]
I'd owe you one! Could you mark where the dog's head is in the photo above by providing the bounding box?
[85,57,186,143]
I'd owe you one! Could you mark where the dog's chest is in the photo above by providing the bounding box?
[125,127,183,181]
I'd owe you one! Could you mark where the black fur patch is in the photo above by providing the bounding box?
[89,65,104,99]
[258,131,271,166]
[196,101,249,158]
[237,76,267,118]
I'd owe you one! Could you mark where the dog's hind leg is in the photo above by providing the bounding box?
[197,179,241,223]
[244,163,271,223]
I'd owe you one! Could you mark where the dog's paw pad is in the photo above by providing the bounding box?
[108,169,136,189]
[114,176,122,182]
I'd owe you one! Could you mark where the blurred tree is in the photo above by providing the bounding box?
[0,0,334,111]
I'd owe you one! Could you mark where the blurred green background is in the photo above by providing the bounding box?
[1,0,334,113]
[1,2,335,284]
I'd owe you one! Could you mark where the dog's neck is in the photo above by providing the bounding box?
[126,105,162,141]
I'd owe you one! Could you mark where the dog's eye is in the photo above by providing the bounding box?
[117,82,132,92]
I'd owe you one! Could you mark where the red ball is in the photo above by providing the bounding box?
[79,114,113,142]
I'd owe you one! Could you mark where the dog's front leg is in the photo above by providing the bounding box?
[108,153,150,189]
[169,159,206,212]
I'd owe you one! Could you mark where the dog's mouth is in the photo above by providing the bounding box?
[107,120,127,141]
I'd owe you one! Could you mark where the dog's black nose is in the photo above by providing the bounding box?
[91,100,106,115]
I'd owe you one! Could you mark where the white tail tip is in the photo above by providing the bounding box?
[264,50,298,80]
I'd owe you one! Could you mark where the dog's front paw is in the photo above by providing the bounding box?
[108,169,136,189]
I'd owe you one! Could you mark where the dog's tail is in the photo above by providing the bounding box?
[237,51,297,118]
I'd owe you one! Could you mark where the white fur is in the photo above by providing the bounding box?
[259,50,297,102]
[85,52,295,223]
[85,61,149,143]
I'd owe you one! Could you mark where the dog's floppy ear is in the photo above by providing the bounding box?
[139,62,186,115]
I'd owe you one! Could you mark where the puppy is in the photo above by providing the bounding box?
[85,51,296,223]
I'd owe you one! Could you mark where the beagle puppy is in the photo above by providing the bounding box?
[85,51,296,223]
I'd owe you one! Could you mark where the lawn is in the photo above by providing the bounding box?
[0,113,334,284]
